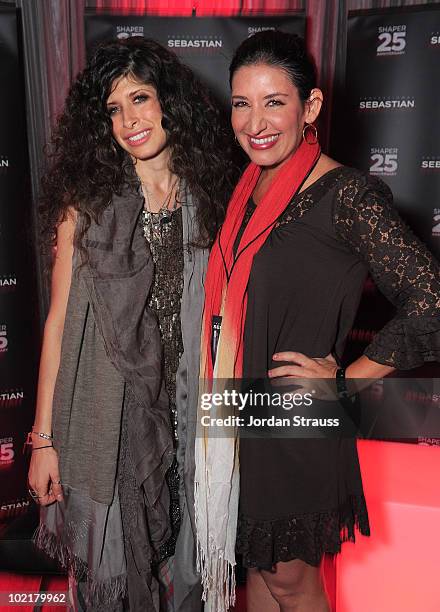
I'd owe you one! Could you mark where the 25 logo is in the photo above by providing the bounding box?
[370,153,398,174]
[377,31,406,53]
[0,442,14,462]
[0,329,7,351]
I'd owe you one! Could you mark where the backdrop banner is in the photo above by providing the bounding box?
[331,5,440,444]
[84,13,305,108]
[0,6,40,528]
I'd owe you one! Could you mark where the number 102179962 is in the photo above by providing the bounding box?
[0,592,68,606]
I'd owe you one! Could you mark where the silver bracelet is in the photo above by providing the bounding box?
[31,428,53,441]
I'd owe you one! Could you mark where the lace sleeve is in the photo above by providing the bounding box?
[334,173,440,369]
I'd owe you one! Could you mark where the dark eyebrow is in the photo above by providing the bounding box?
[231,92,289,100]
[129,88,150,98]
[263,92,289,99]
[106,88,151,106]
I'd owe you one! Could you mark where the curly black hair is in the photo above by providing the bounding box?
[40,37,237,264]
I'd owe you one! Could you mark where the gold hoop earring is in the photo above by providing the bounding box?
[302,123,318,145]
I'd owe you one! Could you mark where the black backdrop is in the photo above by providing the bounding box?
[85,13,306,108]
[0,6,40,526]
[333,5,440,255]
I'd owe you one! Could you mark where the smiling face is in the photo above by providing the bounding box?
[231,63,321,170]
[106,74,168,161]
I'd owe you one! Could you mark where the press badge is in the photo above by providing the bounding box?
[211,315,222,365]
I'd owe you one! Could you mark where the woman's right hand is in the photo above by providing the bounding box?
[28,446,63,506]
[27,213,75,508]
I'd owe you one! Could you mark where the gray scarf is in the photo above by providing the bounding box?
[34,176,174,608]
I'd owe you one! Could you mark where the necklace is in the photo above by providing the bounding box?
[141,177,179,219]
[141,177,180,243]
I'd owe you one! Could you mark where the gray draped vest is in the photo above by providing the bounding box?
[34,178,207,612]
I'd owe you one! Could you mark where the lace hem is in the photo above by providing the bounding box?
[236,494,370,569]
[364,315,440,370]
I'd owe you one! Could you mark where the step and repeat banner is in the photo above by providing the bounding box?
[334,6,440,254]
[0,7,40,526]
[331,6,440,443]
[84,13,305,108]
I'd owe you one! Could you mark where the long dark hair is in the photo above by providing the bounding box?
[229,30,316,103]
[40,37,236,263]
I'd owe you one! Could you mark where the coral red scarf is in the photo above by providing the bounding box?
[201,139,320,380]
[195,140,321,611]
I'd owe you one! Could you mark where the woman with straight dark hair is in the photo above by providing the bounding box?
[196,31,440,611]
[27,37,235,611]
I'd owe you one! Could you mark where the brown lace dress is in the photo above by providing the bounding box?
[235,166,440,569]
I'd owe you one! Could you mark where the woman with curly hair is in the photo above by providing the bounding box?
[27,37,235,611]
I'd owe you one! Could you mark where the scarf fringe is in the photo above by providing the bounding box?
[195,477,236,612]
[196,538,236,612]
[33,523,127,606]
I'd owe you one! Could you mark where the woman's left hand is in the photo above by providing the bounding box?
[268,351,338,379]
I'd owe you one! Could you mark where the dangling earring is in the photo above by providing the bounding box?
[302,123,318,145]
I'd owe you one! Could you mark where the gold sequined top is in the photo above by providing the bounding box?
[141,207,184,438]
